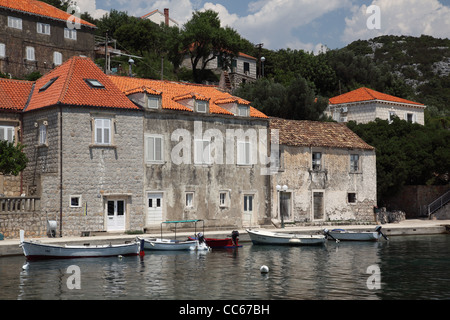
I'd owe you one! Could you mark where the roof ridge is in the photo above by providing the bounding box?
[58,56,78,104]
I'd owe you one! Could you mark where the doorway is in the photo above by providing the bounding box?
[147,192,163,225]
[106,199,125,231]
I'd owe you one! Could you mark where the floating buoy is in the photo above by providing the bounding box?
[289,238,301,244]
[260,265,269,273]
[118,255,123,260]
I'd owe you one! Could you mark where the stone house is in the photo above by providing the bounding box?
[0,0,96,78]
[269,118,377,224]
[0,78,33,197]
[109,75,270,230]
[326,87,426,125]
[1,56,271,238]
[140,8,179,28]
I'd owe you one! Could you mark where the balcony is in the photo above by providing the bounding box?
[0,196,40,214]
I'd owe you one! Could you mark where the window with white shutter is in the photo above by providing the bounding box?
[0,126,14,143]
[145,135,164,163]
[94,118,111,145]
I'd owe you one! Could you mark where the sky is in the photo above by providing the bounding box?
[76,0,450,54]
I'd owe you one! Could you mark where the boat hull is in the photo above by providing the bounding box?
[21,241,140,260]
[246,229,326,245]
[188,237,242,248]
[139,238,198,251]
[327,230,381,241]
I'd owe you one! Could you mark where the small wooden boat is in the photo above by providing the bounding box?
[246,229,326,246]
[188,230,242,249]
[19,230,142,260]
[139,219,210,251]
[323,226,389,241]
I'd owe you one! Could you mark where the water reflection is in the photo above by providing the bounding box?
[1,235,448,300]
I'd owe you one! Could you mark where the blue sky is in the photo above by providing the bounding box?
[78,0,450,53]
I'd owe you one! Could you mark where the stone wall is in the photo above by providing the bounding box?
[272,145,377,223]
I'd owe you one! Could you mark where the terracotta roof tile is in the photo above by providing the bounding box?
[108,75,268,119]
[0,0,96,27]
[0,78,33,111]
[270,117,374,150]
[26,56,139,111]
[329,87,424,107]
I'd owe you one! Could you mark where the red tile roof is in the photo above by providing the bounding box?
[329,87,424,107]
[109,75,268,119]
[0,0,96,27]
[0,78,33,111]
[270,117,374,150]
[26,56,139,111]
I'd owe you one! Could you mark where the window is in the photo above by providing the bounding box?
[244,62,250,74]
[70,196,81,208]
[237,140,251,165]
[147,95,160,109]
[53,52,62,66]
[312,152,322,170]
[406,113,416,123]
[185,192,194,208]
[145,135,164,162]
[0,126,14,143]
[347,193,357,204]
[64,28,77,40]
[0,43,5,58]
[219,191,230,208]
[244,195,253,213]
[94,118,111,145]
[26,47,35,61]
[350,154,360,172]
[238,105,249,117]
[196,100,208,113]
[388,111,396,123]
[39,123,47,145]
[37,22,50,35]
[194,139,211,165]
[85,79,104,88]
[8,16,22,29]
[39,77,58,92]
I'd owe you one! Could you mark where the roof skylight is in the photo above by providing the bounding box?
[84,79,105,88]
[39,77,58,92]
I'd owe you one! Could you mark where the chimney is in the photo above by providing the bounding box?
[164,8,169,26]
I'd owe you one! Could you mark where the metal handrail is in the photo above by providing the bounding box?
[428,190,450,216]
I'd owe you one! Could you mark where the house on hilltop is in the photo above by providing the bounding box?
[0,0,96,78]
[326,87,426,125]
[270,117,377,224]
[141,8,179,28]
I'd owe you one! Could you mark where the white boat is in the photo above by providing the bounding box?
[139,219,210,251]
[246,229,326,245]
[20,231,142,260]
[323,226,389,241]
[138,237,198,251]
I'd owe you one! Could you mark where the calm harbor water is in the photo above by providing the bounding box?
[0,234,449,300]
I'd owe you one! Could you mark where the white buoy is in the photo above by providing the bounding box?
[260,265,269,273]
[22,263,29,270]
[118,255,123,260]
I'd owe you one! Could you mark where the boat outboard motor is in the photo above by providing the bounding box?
[375,226,389,240]
[197,232,205,244]
[231,230,239,246]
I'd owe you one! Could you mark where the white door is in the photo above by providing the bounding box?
[243,194,254,226]
[147,193,163,225]
[107,200,125,231]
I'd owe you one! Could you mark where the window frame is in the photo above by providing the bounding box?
[53,52,62,66]
[8,16,22,30]
[0,125,14,143]
[70,195,82,208]
[37,22,51,35]
[195,100,208,113]
[38,122,48,146]
[64,27,77,40]
[349,154,360,173]
[347,192,357,204]
[185,192,194,209]
[312,152,322,171]
[237,140,251,165]
[94,118,112,146]
[0,43,5,58]
[145,134,164,163]
[26,46,35,61]
[147,95,160,109]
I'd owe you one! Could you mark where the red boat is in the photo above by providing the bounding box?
[189,231,242,249]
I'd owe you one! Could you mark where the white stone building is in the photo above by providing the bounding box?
[326,87,426,125]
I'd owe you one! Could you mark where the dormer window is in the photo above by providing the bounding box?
[238,104,249,117]
[85,79,105,89]
[196,100,208,113]
[147,95,161,109]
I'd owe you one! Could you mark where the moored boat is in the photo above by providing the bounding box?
[138,219,210,251]
[19,230,142,260]
[188,230,242,248]
[323,226,389,241]
[246,229,326,245]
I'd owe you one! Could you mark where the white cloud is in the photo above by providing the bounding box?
[75,0,109,19]
[201,0,349,51]
[342,0,450,43]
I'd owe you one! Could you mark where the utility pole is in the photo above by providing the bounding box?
[104,31,108,74]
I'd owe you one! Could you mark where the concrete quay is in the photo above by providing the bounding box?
[1,219,449,257]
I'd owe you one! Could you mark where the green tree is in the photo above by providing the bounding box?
[0,141,28,176]
[181,10,242,83]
